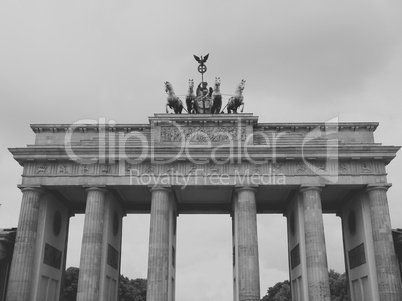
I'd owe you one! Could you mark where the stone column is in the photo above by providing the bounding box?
[234,187,260,301]
[300,186,330,301]
[367,184,402,300]
[6,186,43,301]
[77,187,107,301]
[146,186,172,301]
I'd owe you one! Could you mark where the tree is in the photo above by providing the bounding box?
[328,269,349,301]
[261,280,291,301]
[63,267,79,301]
[62,267,147,301]
[119,276,147,301]
[261,270,349,301]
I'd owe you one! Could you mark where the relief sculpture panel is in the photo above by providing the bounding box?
[160,126,246,142]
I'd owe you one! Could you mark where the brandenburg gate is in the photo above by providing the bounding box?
[5,113,402,301]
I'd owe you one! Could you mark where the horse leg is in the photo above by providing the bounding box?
[186,98,192,113]
[217,100,222,114]
[193,100,197,114]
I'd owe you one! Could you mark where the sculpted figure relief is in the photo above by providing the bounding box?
[160,126,246,142]
[194,81,213,114]
[164,78,246,114]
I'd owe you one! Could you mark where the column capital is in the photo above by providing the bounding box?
[366,183,392,192]
[234,185,258,194]
[84,186,108,193]
[149,185,172,193]
[300,185,324,194]
[17,185,44,194]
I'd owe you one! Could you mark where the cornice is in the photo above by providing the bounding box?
[8,145,400,165]
[255,122,378,132]
[29,121,379,133]
[30,124,151,133]
[150,113,258,126]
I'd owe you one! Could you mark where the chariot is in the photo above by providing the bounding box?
[164,54,245,114]
[195,94,212,114]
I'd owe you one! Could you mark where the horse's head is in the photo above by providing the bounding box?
[236,79,246,93]
[188,79,194,89]
[164,81,173,94]
[214,77,221,88]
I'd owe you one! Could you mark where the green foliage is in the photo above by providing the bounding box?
[328,269,349,301]
[63,267,79,301]
[261,270,349,301]
[119,276,147,301]
[261,280,291,301]
[62,267,147,301]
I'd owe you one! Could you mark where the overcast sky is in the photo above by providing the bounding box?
[1,1,402,300]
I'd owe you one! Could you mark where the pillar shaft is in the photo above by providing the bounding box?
[77,187,107,301]
[367,185,402,300]
[146,187,171,301]
[6,187,42,301]
[301,187,330,301]
[235,187,260,301]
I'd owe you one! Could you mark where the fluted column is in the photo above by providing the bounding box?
[6,186,43,301]
[146,186,171,301]
[234,187,260,301]
[77,187,107,301]
[367,184,402,300]
[300,186,330,301]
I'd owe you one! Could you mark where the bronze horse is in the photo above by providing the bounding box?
[211,77,222,114]
[185,79,197,114]
[165,81,184,114]
[227,79,245,113]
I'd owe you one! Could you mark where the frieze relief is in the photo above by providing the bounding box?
[23,160,386,177]
[125,162,132,172]
[272,163,283,174]
[339,163,349,174]
[80,164,91,174]
[58,164,70,174]
[165,163,176,174]
[296,162,306,173]
[187,164,199,175]
[233,163,243,174]
[101,163,112,174]
[208,163,220,174]
[36,163,48,174]
[145,164,156,174]
[160,126,246,142]
[361,162,371,173]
